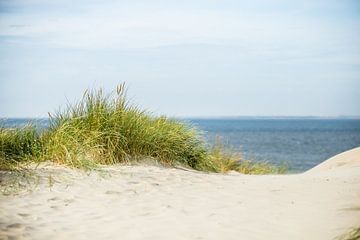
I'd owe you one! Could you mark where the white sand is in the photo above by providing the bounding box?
[1,148,360,240]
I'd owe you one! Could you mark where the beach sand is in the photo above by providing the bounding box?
[1,148,359,240]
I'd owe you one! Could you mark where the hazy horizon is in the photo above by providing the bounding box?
[1,0,359,118]
[2,115,360,119]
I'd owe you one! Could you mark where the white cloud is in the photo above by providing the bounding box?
[1,0,359,117]
[1,1,358,52]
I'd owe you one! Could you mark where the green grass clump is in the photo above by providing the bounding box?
[0,126,42,169]
[199,141,286,174]
[42,84,207,169]
[0,84,285,174]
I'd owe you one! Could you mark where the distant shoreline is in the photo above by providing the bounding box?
[2,116,359,172]
[180,116,360,120]
[2,116,360,120]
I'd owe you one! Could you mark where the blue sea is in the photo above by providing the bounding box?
[1,118,360,172]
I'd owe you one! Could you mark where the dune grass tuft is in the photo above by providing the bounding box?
[0,84,285,174]
[0,126,42,170]
[201,140,286,174]
[42,84,208,169]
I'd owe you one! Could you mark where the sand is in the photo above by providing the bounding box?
[1,148,360,240]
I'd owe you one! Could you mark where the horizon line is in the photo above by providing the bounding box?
[1,115,360,120]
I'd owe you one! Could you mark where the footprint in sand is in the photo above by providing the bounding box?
[6,223,25,232]
[63,198,75,206]
[7,223,22,228]
[47,196,75,207]
[105,190,122,195]
[47,196,61,202]
[50,205,61,210]
[127,181,140,185]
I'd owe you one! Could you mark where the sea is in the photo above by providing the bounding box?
[1,118,360,172]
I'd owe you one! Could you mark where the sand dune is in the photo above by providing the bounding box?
[1,148,360,240]
[307,147,360,173]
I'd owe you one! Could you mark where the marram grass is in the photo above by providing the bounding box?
[0,84,285,174]
[0,126,42,170]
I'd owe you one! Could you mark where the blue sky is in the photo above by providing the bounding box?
[0,0,359,117]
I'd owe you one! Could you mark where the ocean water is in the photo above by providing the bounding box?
[0,118,49,130]
[187,118,360,172]
[1,118,360,172]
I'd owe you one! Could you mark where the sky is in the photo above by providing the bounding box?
[0,0,359,118]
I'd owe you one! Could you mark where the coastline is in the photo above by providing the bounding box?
[2,117,360,172]
[1,148,360,240]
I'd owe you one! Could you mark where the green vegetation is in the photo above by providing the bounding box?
[0,84,285,174]
[0,126,42,169]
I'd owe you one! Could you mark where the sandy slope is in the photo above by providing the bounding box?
[1,148,360,240]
